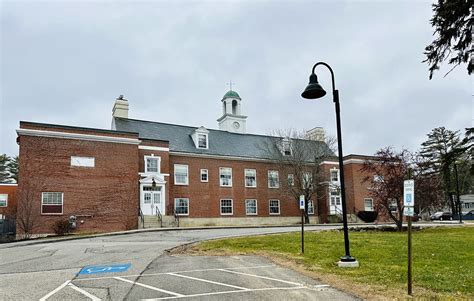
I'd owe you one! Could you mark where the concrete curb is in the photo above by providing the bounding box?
[1,221,466,249]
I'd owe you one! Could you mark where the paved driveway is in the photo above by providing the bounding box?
[0,226,361,300]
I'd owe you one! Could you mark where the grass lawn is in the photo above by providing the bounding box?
[191,226,473,299]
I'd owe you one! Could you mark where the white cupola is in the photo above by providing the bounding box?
[217,90,247,134]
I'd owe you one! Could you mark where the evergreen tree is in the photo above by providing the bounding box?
[7,156,19,183]
[0,154,11,183]
[424,0,473,79]
[420,127,461,213]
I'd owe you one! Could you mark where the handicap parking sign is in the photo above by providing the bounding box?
[78,263,131,275]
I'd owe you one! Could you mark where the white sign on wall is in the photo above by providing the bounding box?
[299,195,305,210]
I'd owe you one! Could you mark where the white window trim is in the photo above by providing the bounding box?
[308,200,315,215]
[174,198,189,216]
[288,174,294,186]
[174,164,189,185]
[220,199,233,215]
[219,167,233,187]
[330,168,340,183]
[245,199,258,215]
[244,169,257,188]
[269,199,280,215]
[197,133,209,149]
[200,169,208,182]
[144,155,161,174]
[41,192,64,215]
[364,198,374,211]
[268,170,279,188]
[0,194,8,207]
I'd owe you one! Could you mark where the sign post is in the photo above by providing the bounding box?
[403,179,415,296]
[300,195,305,254]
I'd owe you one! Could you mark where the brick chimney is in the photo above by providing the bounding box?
[112,95,129,118]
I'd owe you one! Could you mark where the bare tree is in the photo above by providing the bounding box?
[362,147,444,231]
[260,129,336,223]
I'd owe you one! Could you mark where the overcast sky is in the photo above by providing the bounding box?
[1,0,471,157]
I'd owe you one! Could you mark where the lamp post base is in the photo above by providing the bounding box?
[338,255,359,268]
[338,260,359,268]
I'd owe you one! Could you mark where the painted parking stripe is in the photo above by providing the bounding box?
[168,272,249,290]
[113,276,184,297]
[73,264,275,282]
[219,269,302,286]
[144,286,306,300]
[68,283,101,301]
[39,280,71,301]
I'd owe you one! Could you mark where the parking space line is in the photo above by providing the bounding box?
[219,269,302,286]
[39,280,71,301]
[113,276,184,297]
[167,272,249,290]
[68,283,101,301]
[144,286,306,300]
[73,264,275,282]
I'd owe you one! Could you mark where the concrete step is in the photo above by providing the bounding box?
[140,215,179,228]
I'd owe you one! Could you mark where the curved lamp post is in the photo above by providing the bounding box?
[302,62,358,265]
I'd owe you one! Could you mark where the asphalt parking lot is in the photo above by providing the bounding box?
[41,255,356,300]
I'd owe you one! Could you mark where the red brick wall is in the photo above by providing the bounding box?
[167,156,300,218]
[0,185,17,218]
[17,134,139,234]
[344,162,375,213]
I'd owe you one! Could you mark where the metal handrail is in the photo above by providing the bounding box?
[155,206,163,228]
[173,209,180,228]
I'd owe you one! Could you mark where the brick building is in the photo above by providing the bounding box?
[0,183,17,219]
[15,91,379,235]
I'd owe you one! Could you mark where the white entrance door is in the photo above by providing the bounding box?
[141,187,162,216]
[329,189,342,215]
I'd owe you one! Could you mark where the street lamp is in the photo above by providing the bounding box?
[302,62,358,267]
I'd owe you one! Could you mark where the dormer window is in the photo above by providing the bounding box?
[192,127,210,149]
[280,138,292,156]
[198,133,208,149]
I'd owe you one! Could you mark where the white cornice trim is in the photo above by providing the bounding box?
[138,145,170,151]
[17,129,140,145]
[0,183,17,186]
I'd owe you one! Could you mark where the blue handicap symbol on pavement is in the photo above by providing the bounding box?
[78,263,131,275]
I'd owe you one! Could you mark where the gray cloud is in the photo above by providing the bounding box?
[1,0,471,157]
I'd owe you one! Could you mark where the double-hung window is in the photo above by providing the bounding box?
[220,167,232,187]
[364,198,374,211]
[287,174,294,187]
[220,199,233,215]
[269,199,280,215]
[0,194,7,207]
[145,156,160,173]
[330,169,339,182]
[268,170,279,188]
[303,172,312,189]
[174,164,189,185]
[174,198,189,215]
[245,199,257,215]
[41,192,63,215]
[197,134,208,149]
[245,169,257,188]
[308,200,314,215]
[200,169,208,182]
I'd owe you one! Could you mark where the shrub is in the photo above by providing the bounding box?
[357,211,378,223]
[52,220,71,235]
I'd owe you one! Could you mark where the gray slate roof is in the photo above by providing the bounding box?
[113,117,333,161]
